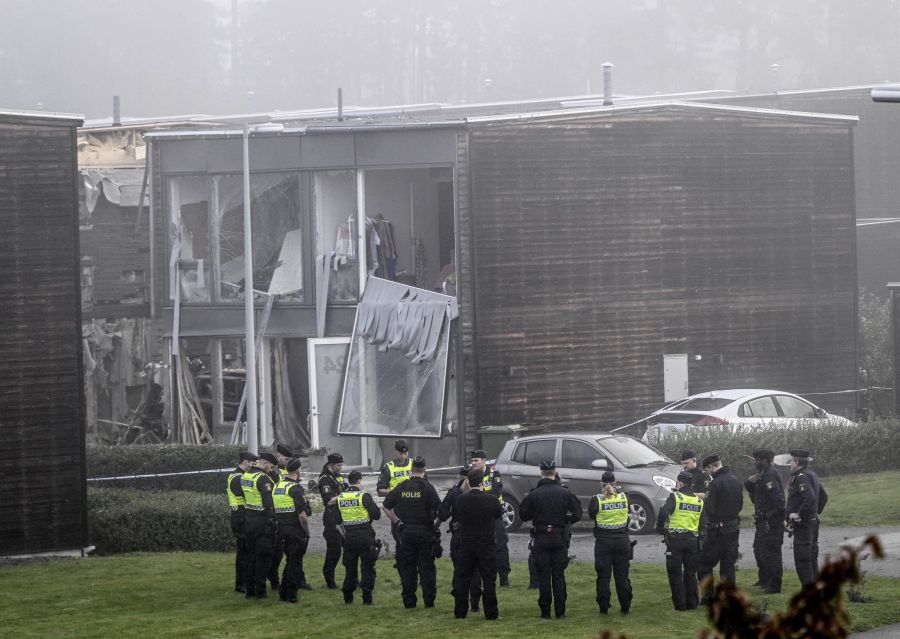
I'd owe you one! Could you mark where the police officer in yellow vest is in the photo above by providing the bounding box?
[377,439,412,571]
[241,452,278,599]
[338,470,381,605]
[273,457,311,603]
[469,449,511,587]
[588,471,633,616]
[227,451,257,594]
[269,443,295,591]
[656,470,706,611]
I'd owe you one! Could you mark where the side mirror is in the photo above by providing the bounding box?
[591,459,609,469]
[814,408,826,419]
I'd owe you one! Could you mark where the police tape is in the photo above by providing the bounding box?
[87,463,469,482]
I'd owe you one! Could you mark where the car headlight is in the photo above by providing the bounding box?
[653,475,676,491]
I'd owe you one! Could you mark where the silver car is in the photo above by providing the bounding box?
[493,432,680,534]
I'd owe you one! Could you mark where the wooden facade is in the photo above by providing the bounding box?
[0,110,87,555]
[461,105,858,431]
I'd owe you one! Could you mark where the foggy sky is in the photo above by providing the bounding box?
[2,0,899,119]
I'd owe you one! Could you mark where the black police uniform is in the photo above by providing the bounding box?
[241,465,276,598]
[438,471,483,611]
[227,467,250,593]
[267,466,285,590]
[338,488,381,604]
[699,465,744,597]
[519,476,583,618]
[318,464,349,588]
[482,465,511,586]
[656,487,706,611]
[786,465,828,586]
[383,474,441,608]
[744,464,785,592]
[685,466,711,495]
[275,478,311,602]
[589,491,634,615]
[450,486,503,619]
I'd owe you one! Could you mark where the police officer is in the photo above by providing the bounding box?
[438,465,483,612]
[241,451,278,599]
[589,470,633,616]
[698,454,743,602]
[519,459,583,619]
[383,456,441,609]
[318,452,348,589]
[680,449,710,498]
[450,467,503,620]
[269,442,294,590]
[656,470,705,611]
[786,447,828,587]
[227,451,257,593]
[469,449,511,587]
[337,470,381,605]
[273,457,311,603]
[377,439,413,573]
[744,447,785,593]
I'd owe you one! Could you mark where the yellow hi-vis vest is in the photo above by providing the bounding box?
[273,479,298,513]
[594,492,629,529]
[386,459,413,489]
[337,490,370,527]
[241,471,267,511]
[227,471,245,510]
[668,492,703,533]
[483,469,504,503]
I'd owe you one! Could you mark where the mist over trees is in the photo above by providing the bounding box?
[2,0,900,118]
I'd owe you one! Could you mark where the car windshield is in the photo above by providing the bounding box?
[597,436,672,468]
[674,397,733,411]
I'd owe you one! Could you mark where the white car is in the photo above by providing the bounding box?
[642,388,855,441]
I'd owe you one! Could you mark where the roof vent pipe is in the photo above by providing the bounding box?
[113,95,121,126]
[771,63,780,95]
[602,62,614,106]
[337,87,343,122]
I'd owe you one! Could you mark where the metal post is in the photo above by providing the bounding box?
[113,95,121,126]
[242,123,258,454]
[602,62,614,106]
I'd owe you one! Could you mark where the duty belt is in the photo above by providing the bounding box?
[668,528,699,535]
[532,524,563,534]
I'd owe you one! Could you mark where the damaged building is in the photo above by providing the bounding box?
[142,100,858,467]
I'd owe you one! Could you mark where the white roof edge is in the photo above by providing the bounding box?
[0,108,83,121]
[464,100,859,125]
[706,83,895,101]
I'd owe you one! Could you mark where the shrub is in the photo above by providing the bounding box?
[649,418,900,477]
[87,444,243,493]
[88,487,232,553]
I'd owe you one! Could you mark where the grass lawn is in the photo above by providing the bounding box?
[2,552,899,639]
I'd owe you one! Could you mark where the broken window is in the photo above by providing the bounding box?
[215,173,304,303]
[169,176,211,303]
[337,278,458,438]
[314,170,359,303]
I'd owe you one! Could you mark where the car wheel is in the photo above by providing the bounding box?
[501,495,522,532]
[627,495,655,535]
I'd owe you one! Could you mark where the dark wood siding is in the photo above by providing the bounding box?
[466,107,857,431]
[0,116,86,554]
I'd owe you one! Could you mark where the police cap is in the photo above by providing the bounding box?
[286,458,303,473]
[239,451,258,462]
[680,449,698,462]
[539,458,556,471]
[677,470,694,484]
[258,452,278,465]
[752,447,774,461]
[327,453,344,464]
[395,439,409,453]
[701,454,720,468]
[412,456,427,469]
[470,449,488,459]
[789,448,811,459]
[601,470,616,484]
[347,470,364,484]
[276,443,294,458]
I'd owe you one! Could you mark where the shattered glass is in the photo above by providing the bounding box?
[338,319,449,438]
[215,173,304,303]
[169,176,212,304]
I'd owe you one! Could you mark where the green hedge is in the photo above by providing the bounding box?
[87,444,243,493]
[648,418,900,478]
[88,487,232,554]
